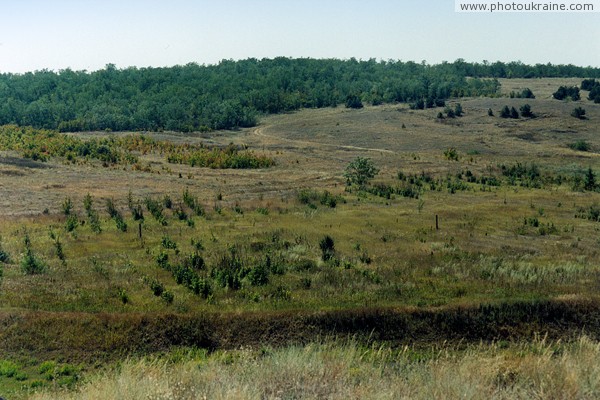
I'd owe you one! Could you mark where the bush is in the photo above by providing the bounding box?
[114,213,127,232]
[212,247,247,290]
[569,140,590,152]
[161,235,178,250]
[520,104,533,118]
[444,147,459,161]
[319,191,339,208]
[454,103,463,117]
[510,107,520,119]
[571,107,586,120]
[62,197,73,216]
[500,105,511,118]
[521,88,535,98]
[21,234,46,275]
[345,94,363,109]
[106,198,118,218]
[584,168,596,191]
[319,235,335,261]
[65,214,79,232]
[248,258,270,286]
[0,239,10,264]
[344,157,379,188]
[581,79,598,91]
[161,290,174,304]
[553,86,580,101]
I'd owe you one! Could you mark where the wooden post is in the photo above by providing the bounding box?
[436,214,439,230]
[138,222,142,240]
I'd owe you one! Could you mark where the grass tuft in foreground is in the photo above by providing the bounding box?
[31,335,600,400]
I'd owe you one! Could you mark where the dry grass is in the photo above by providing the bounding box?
[31,335,600,400]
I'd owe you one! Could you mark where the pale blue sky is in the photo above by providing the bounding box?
[1,0,599,73]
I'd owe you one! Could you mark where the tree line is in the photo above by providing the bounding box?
[1,58,599,132]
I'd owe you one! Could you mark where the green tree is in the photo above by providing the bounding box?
[500,106,511,118]
[520,104,533,118]
[21,233,46,275]
[510,107,520,119]
[521,88,535,98]
[344,157,379,188]
[454,103,463,117]
[584,168,596,191]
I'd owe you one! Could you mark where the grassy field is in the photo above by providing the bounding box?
[1,78,600,398]
[29,335,600,400]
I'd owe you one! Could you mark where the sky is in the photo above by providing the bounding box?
[1,0,599,73]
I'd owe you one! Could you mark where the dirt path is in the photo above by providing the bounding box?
[252,125,396,155]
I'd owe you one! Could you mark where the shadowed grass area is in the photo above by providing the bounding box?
[1,298,600,365]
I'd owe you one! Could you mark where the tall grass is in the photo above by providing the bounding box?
[32,336,600,400]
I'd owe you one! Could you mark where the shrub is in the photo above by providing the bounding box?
[114,213,127,232]
[344,157,379,188]
[0,238,10,264]
[248,259,270,286]
[163,195,173,209]
[106,198,118,218]
[454,103,463,117]
[212,247,247,290]
[500,105,511,118]
[584,168,596,191]
[345,94,363,109]
[444,147,459,161]
[520,104,533,118]
[54,237,66,263]
[553,86,580,101]
[145,197,168,225]
[131,203,144,221]
[319,191,338,208]
[88,210,102,233]
[569,140,590,152]
[118,288,129,304]
[581,79,598,91]
[270,285,291,301]
[161,235,178,250]
[149,278,165,296]
[62,197,73,216]
[65,214,79,233]
[521,88,535,98]
[319,235,335,261]
[161,290,174,304]
[0,360,19,377]
[21,233,46,275]
[83,193,93,214]
[571,107,586,120]
[510,107,520,119]
[182,188,204,216]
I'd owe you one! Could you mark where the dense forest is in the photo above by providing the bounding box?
[1,58,599,132]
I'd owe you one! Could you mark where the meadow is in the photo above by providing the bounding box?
[1,77,600,398]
